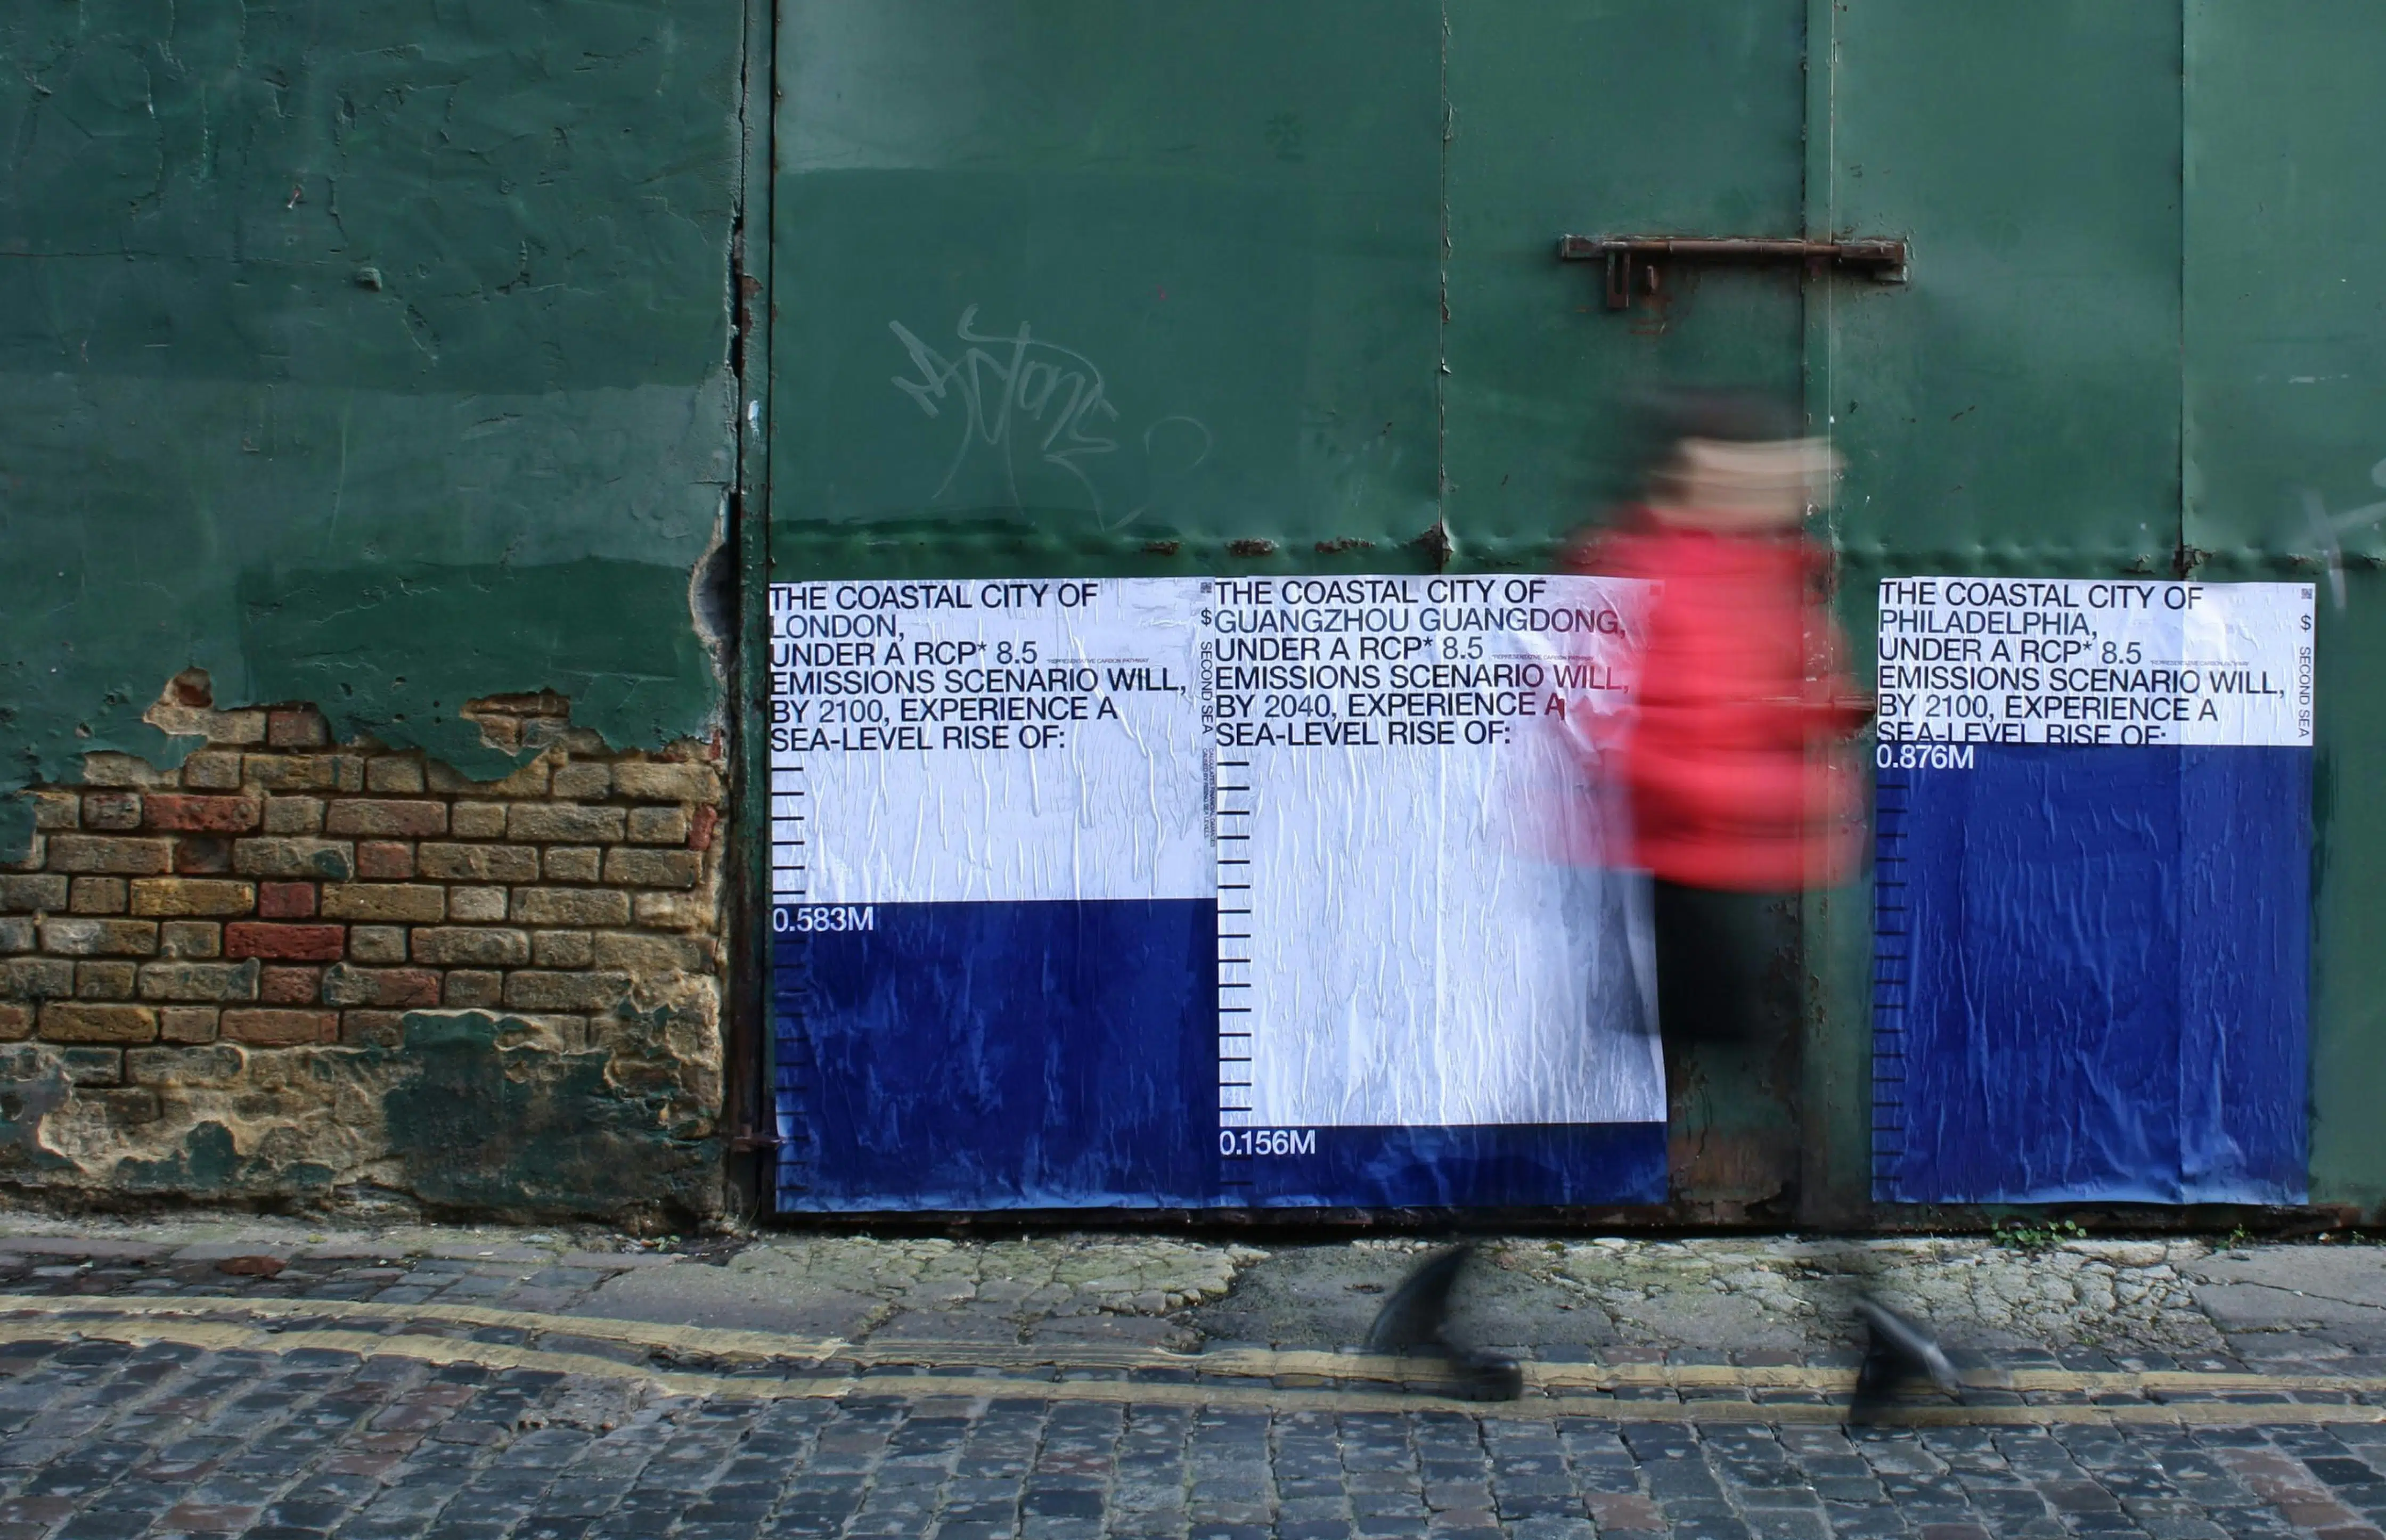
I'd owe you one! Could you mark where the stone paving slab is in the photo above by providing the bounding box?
[0,1214,2380,1535]
[0,1311,2383,1539]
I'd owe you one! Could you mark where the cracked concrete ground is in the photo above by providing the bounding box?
[0,1210,2380,1367]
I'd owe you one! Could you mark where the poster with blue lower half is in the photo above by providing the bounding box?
[1872,579,2314,1205]
[769,575,1665,1210]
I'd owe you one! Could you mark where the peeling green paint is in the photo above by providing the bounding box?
[0,1,747,821]
[0,1063,72,1178]
[114,1120,336,1198]
[383,1012,718,1223]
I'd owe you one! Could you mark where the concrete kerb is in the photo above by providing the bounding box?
[0,1295,2382,1428]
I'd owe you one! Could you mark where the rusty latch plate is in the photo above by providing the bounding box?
[1558,234,1910,309]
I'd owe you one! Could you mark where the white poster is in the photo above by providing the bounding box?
[767,578,1210,909]
[1876,578,2314,749]
[1199,575,1663,1130]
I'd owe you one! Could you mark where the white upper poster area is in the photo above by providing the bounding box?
[767,573,1669,1134]
[769,578,1211,906]
[1205,575,1663,1129]
[1876,579,2315,748]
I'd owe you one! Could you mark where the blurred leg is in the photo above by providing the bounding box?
[1653,882,1802,1219]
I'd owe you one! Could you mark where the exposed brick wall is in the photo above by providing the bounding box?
[0,690,728,1225]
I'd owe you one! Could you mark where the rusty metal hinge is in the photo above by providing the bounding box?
[1558,234,1910,310]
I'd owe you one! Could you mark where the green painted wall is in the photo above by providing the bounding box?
[10,1,2377,1218]
[2183,1,2386,1214]
[0,0,747,854]
[770,1,2386,1220]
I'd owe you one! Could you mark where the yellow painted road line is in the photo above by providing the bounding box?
[0,1295,2379,1424]
[0,1316,2377,1428]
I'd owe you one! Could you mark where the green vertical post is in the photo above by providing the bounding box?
[1799,0,1874,1228]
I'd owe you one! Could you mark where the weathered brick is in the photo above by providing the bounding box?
[223,922,346,962]
[0,875,69,912]
[158,1007,219,1044]
[602,847,701,889]
[411,927,530,967]
[222,1008,336,1046]
[129,878,257,918]
[243,753,365,793]
[263,796,326,834]
[444,971,503,1008]
[4,833,42,871]
[542,846,602,883]
[325,799,447,838]
[687,804,718,850]
[232,838,354,881]
[512,888,631,928]
[593,931,712,975]
[507,804,627,844]
[175,836,232,874]
[2,959,75,1000]
[39,1002,157,1043]
[504,971,632,1013]
[137,960,261,1004]
[341,1010,407,1048]
[177,750,247,789]
[128,1044,244,1083]
[147,707,267,747]
[317,963,375,1009]
[320,883,445,923]
[241,753,328,791]
[158,921,221,958]
[257,881,316,919]
[364,758,426,794]
[531,930,594,969]
[23,790,80,830]
[142,794,262,833]
[625,805,692,845]
[448,886,508,922]
[355,841,415,880]
[322,964,440,1009]
[631,890,714,931]
[213,710,275,745]
[550,762,611,799]
[267,708,328,748]
[449,802,509,839]
[427,759,550,798]
[613,761,720,803]
[80,752,176,789]
[348,925,408,964]
[39,919,160,957]
[74,961,137,1000]
[69,877,129,914]
[0,918,32,953]
[81,791,144,831]
[0,1004,30,1039]
[60,1047,126,1085]
[260,965,322,1004]
[47,835,175,875]
[416,842,540,883]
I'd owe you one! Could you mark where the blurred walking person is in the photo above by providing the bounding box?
[1566,393,1867,1177]
[1368,395,1956,1415]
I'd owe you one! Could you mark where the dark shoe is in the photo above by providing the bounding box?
[1848,1296,1961,1422]
[1444,1346,1525,1403]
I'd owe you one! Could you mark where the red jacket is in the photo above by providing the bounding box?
[1568,513,1868,891]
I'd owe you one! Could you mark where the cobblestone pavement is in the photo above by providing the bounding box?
[0,1219,2382,1537]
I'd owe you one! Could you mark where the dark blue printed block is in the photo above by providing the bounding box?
[770,899,1666,1211]
[1874,744,2308,1203]
[773,898,1217,1210]
[1224,1122,1666,1208]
